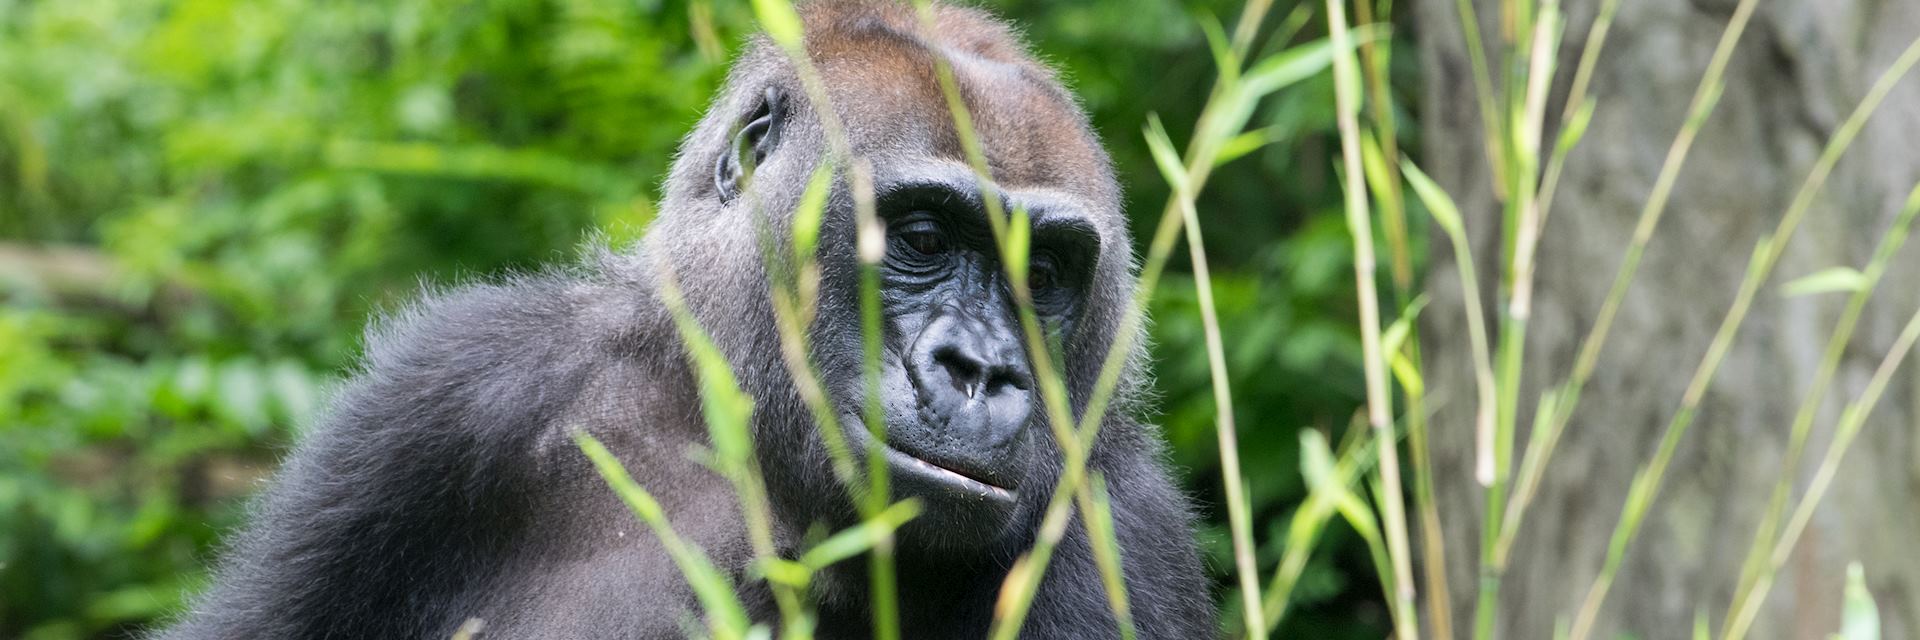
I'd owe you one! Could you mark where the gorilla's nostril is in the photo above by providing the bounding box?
[985,368,1032,396]
[931,345,984,398]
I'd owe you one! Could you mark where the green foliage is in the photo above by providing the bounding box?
[0,1,1389,637]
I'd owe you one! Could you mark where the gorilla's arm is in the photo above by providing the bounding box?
[160,275,615,639]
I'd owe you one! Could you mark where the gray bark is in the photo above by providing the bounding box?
[1412,0,1920,638]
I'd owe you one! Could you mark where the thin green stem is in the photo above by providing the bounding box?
[1533,0,1619,229]
[1329,1,1415,638]
[751,3,902,634]
[1495,0,1761,556]
[1724,306,1920,639]
[1473,4,1557,637]
[1720,183,1920,640]
[1565,33,1920,640]
[1353,0,1412,294]
[1452,0,1508,197]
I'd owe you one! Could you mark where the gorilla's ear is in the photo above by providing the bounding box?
[715,87,788,203]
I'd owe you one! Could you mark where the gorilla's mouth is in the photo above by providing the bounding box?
[882,444,1016,503]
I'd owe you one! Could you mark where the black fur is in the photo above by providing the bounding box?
[160,2,1213,638]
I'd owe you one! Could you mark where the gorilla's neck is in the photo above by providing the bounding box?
[808,549,1011,636]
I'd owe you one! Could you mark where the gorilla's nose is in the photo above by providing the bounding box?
[930,341,1029,401]
[908,312,1034,444]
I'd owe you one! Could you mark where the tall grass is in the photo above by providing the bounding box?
[568,1,1920,638]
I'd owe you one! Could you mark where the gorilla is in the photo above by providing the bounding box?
[161,1,1212,638]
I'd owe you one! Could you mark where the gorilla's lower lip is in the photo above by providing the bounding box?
[882,445,1016,502]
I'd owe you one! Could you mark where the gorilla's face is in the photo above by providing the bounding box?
[692,8,1129,556]
[858,177,1100,546]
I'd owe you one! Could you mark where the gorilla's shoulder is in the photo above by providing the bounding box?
[359,254,661,376]
[308,251,671,458]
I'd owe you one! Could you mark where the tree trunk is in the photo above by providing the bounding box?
[1413,0,1920,637]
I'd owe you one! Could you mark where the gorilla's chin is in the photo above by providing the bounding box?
[885,448,1024,550]
[835,414,1027,549]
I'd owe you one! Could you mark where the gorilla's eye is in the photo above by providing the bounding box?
[897,217,948,256]
[1028,254,1060,292]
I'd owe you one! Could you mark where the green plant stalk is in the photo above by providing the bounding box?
[1494,0,1761,553]
[1080,22,1368,470]
[1533,0,1619,229]
[751,3,903,635]
[656,274,813,636]
[1492,389,1557,566]
[1452,0,1509,197]
[1565,35,1920,640]
[849,158,902,640]
[1400,341,1457,640]
[576,432,753,639]
[765,161,864,496]
[1723,305,1920,639]
[1175,181,1268,637]
[1328,1,1416,638]
[1377,155,1457,639]
[983,1,1333,634]
[1720,183,1920,640]
[1403,157,1493,640]
[1262,433,1378,629]
[1475,7,1558,637]
[1353,0,1412,294]
[897,5,1134,637]
[763,164,915,639]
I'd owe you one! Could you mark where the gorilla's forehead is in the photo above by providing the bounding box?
[799,5,1121,220]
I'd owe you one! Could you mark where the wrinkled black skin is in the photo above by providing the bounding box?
[159,4,1213,639]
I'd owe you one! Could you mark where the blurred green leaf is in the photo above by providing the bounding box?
[1839,562,1881,640]
[1783,267,1868,297]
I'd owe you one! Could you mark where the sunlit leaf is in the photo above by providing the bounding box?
[575,432,750,639]
[1783,267,1868,297]
[1556,99,1597,157]
[1142,115,1189,194]
[752,0,807,50]
[792,161,834,263]
[798,500,921,570]
[1402,160,1466,238]
[1839,562,1881,640]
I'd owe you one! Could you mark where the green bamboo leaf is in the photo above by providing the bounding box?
[1299,430,1342,496]
[1401,160,1466,238]
[1142,115,1189,194]
[1005,205,1031,286]
[1839,562,1881,640]
[575,432,750,638]
[1198,13,1237,89]
[1783,267,1869,297]
[792,161,833,263]
[1381,295,1429,357]
[1388,355,1424,399]
[1329,31,1364,121]
[1241,26,1385,98]
[756,557,811,589]
[1086,474,1137,640]
[751,0,806,50]
[1359,129,1396,210]
[658,280,756,464]
[1556,99,1597,157]
[1213,128,1278,168]
[798,500,922,570]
